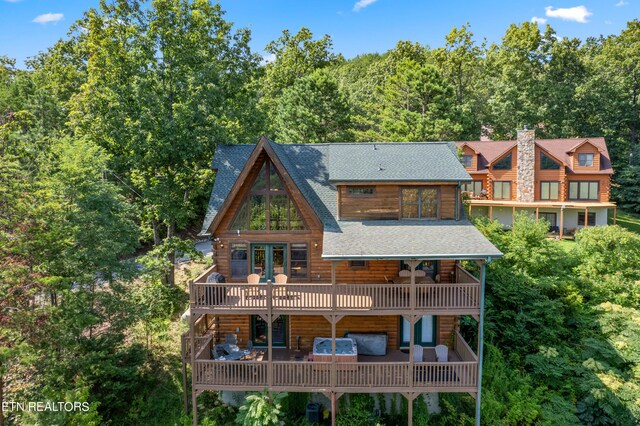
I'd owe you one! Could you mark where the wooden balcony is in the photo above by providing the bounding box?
[186,330,478,393]
[190,266,480,316]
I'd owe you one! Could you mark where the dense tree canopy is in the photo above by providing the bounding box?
[1,2,640,425]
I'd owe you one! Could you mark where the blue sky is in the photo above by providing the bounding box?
[1,1,638,67]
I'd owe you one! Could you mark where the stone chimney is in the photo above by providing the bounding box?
[516,126,535,202]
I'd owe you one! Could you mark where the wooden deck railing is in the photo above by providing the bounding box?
[191,281,480,313]
[182,332,213,363]
[192,360,477,391]
[453,330,478,362]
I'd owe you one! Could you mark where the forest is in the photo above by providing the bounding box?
[1,0,639,425]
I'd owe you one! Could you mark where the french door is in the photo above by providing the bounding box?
[251,243,286,282]
[401,315,437,347]
[251,315,287,347]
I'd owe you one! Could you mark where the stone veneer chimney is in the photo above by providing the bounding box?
[516,126,536,202]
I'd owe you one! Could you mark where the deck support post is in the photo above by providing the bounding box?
[469,203,472,217]
[489,205,493,221]
[613,206,617,224]
[559,207,565,239]
[331,391,337,426]
[189,281,198,426]
[402,392,418,426]
[535,207,539,223]
[585,207,589,227]
[511,205,516,226]
[475,260,487,426]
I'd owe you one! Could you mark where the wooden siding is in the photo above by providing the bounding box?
[488,147,517,200]
[338,184,459,220]
[534,146,566,201]
[461,145,478,171]
[208,314,456,351]
[339,185,399,220]
[571,141,601,172]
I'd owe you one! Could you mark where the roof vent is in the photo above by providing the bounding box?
[523,124,529,130]
[378,164,384,171]
[373,143,377,150]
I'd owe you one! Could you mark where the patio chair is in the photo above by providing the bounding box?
[414,270,426,277]
[398,270,411,277]
[413,345,424,362]
[244,274,262,299]
[435,344,448,362]
[273,274,288,298]
[225,334,238,345]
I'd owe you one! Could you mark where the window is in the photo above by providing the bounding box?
[540,152,561,170]
[578,212,596,226]
[461,180,483,196]
[231,160,306,231]
[401,188,438,219]
[461,155,473,168]
[540,181,560,200]
[539,212,557,228]
[290,243,308,278]
[230,243,248,278]
[493,181,511,200]
[578,153,594,167]
[348,260,367,269]
[493,153,512,170]
[568,181,599,200]
[347,187,375,196]
[400,260,437,278]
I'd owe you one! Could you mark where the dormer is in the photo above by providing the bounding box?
[459,143,479,171]
[568,139,602,171]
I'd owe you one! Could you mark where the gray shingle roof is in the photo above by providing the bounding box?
[323,220,503,260]
[327,142,470,182]
[200,140,500,263]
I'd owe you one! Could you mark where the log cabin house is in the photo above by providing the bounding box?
[182,136,502,426]
[457,128,616,238]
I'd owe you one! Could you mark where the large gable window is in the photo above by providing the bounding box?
[231,160,306,231]
[401,188,438,219]
[540,152,561,170]
[493,153,512,170]
[578,153,594,167]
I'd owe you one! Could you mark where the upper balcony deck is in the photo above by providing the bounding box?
[189,265,481,316]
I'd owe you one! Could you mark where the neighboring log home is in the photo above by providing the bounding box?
[457,128,617,238]
[183,136,502,426]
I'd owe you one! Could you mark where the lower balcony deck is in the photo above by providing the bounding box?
[187,332,478,394]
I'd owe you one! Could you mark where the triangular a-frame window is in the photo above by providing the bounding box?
[230,159,306,231]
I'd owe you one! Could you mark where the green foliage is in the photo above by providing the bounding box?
[236,390,287,426]
[575,225,640,280]
[337,393,376,426]
[275,69,353,143]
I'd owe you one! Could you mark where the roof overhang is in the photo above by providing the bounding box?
[322,220,503,261]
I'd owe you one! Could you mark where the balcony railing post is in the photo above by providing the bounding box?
[267,280,273,388]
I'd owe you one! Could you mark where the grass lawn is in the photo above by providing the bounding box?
[610,209,640,235]
[555,239,576,253]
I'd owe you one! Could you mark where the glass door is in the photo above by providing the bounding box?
[251,244,287,282]
[401,315,436,347]
[251,315,287,347]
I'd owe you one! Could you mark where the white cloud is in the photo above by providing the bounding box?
[353,0,378,12]
[531,16,548,25]
[616,0,628,6]
[32,13,64,24]
[545,6,592,23]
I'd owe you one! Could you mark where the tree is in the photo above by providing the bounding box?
[433,24,487,139]
[274,70,353,143]
[260,27,343,122]
[69,0,262,285]
[378,59,461,141]
[236,390,287,426]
